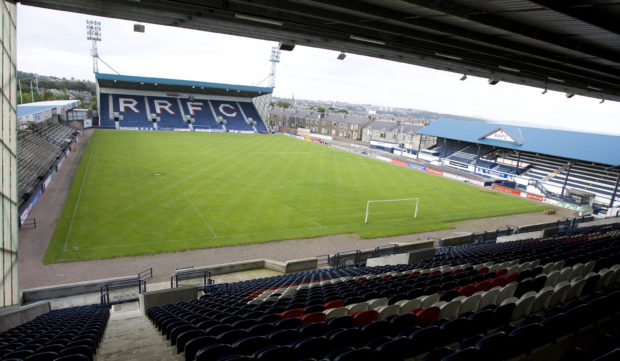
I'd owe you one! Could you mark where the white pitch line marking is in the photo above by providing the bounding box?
[184,192,218,238]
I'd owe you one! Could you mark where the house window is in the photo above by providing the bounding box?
[322,121,326,126]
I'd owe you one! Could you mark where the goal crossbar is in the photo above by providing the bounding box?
[364,198,419,224]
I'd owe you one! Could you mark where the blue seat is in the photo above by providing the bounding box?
[475,331,512,360]
[374,337,412,360]
[184,336,218,361]
[440,318,474,344]
[407,326,443,357]
[328,328,366,348]
[509,323,547,355]
[253,345,296,360]
[232,336,268,355]
[292,336,333,359]
[333,347,377,361]
[441,346,479,361]
[421,346,454,361]
[195,344,235,361]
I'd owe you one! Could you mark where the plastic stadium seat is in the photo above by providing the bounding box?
[367,297,389,309]
[458,285,477,297]
[459,294,482,315]
[477,288,499,310]
[511,293,536,321]
[548,281,570,308]
[184,336,218,361]
[328,328,366,348]
[375,337,413,359]
[323,300,344,309]
[352,310,379,326]
[396,299,421,314]
[299,312,326,324]
[438,300,461,320]
[176,330,205,353]
[232,336,268,355]
[265,329,299,346]
[509,323,548,355]
[441,346,479,361]
[333,347,377,361]
[325,316,354,330]
[346,302,369,315]
[529,287,554,314]
[420,294,441,308]
[476,331,512,360]
[376,305,401,320]
[196,344,236,361]
[292,336,333,360]
[280,308,304,319]
[415,307,440,328]
[253,345,296,360]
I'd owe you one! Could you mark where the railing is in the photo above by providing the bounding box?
[99,267,152,306]
[170,268,214,288]
[100,279,147,306]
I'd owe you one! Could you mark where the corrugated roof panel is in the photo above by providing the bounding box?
[419,118,620,166]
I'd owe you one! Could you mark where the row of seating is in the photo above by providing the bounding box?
[98,93,268,133]
[0,305,109,361]
[146,222,620,360]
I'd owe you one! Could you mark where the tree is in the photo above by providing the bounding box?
[336,109,348,114]
[328,106,335,111]
[42,90,55,101]
[316,106,326,113]
[90,95,98,110]
[276,101,291,108]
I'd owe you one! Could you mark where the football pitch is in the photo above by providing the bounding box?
[45,130,547,263]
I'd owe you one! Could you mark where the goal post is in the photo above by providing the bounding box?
[364,198,419,224]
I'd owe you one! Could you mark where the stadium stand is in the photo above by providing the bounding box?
[0,305,109,360]
[418,119,620,212]
[17,121,77,208]
[99,93,267,133]
[140,222,620,361]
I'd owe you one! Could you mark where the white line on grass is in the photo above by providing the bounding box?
[184,192,218,238]
[63,133,98,252]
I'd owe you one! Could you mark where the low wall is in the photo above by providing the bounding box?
[176,258,318,282]
[139,286,197,314]
[0,301,50,333]
[22,275,138,304]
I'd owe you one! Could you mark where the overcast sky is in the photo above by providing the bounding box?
[17,4,620,135]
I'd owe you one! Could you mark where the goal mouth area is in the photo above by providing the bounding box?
[364,198,419,224]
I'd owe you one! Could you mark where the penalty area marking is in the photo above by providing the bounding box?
[184,192,218,238]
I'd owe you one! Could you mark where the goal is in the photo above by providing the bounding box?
[364,198,419,224]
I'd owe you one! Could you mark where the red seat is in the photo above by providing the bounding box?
[410,271,421,277]
[415,307,440,327]
[451,269,464,275]
[352,310,378,326]
[495,269,508,277]
[299,312,326,324]
[323,300,344,309]
[489,277,507,288]
[280,308,304,319]
[477,267,489,274]
[429,270,441,276]
[475,280,492,292]
[504,273,519,284]
[459,285,477,297]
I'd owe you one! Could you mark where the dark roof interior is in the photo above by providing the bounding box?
[19,0,620,102]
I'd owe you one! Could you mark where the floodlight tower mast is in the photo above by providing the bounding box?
[86,20,101,73]
[269,46,280,88]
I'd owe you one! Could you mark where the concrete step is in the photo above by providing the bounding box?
[98,306,183,361]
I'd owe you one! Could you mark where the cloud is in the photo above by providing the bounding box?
[16,4,620,135]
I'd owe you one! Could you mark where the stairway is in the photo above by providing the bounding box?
[98,307,183,361]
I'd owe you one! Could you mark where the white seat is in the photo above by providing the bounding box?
[530,287,554,314]
[323,307,348,319]
[367,297,389,309]
[496,282,517,305]
[596,268,614,291]
[500,297,518,306]
[420,294,440,308]
[376,304,401,320]
[459,294,482,315]
[511,293,536,321]
[544,270,561,288]
[397,298,422,314]
[565,277,586,301]
[438,300,461,320]
[346,302,369,314]
[583,261,596,275]
[557,267,574,284]
[553,260,565,271]
[548,281,570,308]
[542,262,555,274]
[478,288,500,310]
[571,263,585,279]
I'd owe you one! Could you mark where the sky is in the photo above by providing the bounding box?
[17,4,620,135]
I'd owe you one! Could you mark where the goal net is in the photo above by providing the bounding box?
[364,198,419,224]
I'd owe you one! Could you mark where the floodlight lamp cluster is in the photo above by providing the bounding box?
[86,20,101,41]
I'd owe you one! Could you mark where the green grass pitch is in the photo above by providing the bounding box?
[45,130,548,263]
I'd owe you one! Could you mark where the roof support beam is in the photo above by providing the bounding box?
[529,0,620,36]
[400,0,620,63]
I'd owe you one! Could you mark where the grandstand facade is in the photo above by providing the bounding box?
[417,119,620,213]
[95,73,272,133]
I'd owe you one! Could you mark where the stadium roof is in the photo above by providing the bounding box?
[17,105,53,118]
[95,73,273,98]
[17,100,81,117]
[22,0,620,102]
[418,118,620,167]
